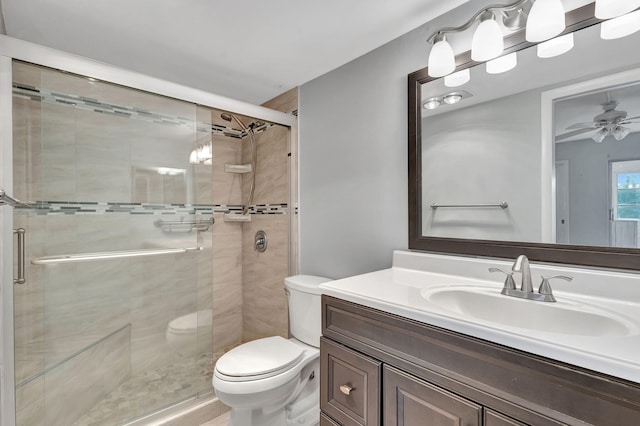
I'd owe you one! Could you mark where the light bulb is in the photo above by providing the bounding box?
[443,94,463,105]
[471,13,504,61]
[428,34,456,78]
[537,33,574,58]
[423,98,441,110]
[595,0,640,19]
[613,126,631,140]
[592,128,608,143]
[486,52,517,74]
[444,69,470,87]
[526,0,566,42]
[601,10,640,40]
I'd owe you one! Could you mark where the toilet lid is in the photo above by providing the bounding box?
[216,336,304,378]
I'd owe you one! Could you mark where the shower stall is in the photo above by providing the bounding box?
[1,39,296,425]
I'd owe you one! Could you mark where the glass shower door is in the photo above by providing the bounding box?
[12,60,214,425]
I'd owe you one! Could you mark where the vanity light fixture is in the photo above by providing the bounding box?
[444,69,471,87]
[486,52,517,74]
[595,0,640,19]
[537,33,574,58]
[526,0,566,42]
[600,9,640,40]
[426,0,531,78]
[471,12,504,61]
[427,34,456,77]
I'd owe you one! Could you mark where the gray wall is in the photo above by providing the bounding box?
[298,0,488,278]
[555,133,640,246]
[422,89,541,242]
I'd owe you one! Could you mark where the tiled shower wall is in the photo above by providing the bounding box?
[242,88,297,342]
[213,87,298,350]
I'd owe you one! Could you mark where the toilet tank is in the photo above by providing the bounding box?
[284,275,333,347]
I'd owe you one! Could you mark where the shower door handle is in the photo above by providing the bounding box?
[13,228,26,285]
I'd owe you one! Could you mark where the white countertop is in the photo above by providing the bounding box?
[319,251,640,384]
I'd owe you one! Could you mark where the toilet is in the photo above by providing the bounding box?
[213,275,333,426]
[166,309,213,355]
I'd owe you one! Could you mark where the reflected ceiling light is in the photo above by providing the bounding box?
[189,143,213,165]
[600,10,640,40]
[613,126,631,140]
[592,128,608,143]
[423,97,441,110]
[444,69,470,87]
[443,93,463,105]
[486,52,517,74]
[471,12,504,61]
[526,0,566,42]
[595,0,640,19]
[537,33,574,58]
[428,34,455,77]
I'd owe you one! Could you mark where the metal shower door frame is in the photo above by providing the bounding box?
[0,35,296,426]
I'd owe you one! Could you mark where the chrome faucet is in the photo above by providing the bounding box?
[512,255,533,293]
[489,255,573,303]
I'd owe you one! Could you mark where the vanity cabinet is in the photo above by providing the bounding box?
[320,295,640,426]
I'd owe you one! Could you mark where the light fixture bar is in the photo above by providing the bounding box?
[426,0,530,44]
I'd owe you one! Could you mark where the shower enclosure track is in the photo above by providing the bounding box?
[31,246,202,265]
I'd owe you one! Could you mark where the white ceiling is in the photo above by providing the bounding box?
[1,0,469,104]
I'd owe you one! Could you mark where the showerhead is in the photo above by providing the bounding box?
[220,113,233,122]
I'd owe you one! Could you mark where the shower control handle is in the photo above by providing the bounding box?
[254,230,268,252]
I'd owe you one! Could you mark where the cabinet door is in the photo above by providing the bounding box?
[383,365,482,426]
[321,412,342,426]
[320,337,381,425]
[485,410,529,426]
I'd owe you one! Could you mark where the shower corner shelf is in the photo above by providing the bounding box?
[224,164,252,174]
[224,213,252,223]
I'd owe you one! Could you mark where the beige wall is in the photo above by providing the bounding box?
[240,89,297,342]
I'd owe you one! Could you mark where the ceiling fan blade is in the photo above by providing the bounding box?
[624,115,640,121]
[566,122,596,130]
[556,127,597,140]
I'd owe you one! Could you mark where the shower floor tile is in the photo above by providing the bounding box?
[73,353,214,426]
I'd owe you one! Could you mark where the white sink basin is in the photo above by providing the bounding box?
[421,286,633,337]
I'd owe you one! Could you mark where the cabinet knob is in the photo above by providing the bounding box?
[339,384,353,395]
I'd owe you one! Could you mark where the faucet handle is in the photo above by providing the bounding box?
[538,275,572,301]
[489,267,516,291]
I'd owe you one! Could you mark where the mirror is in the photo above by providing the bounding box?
[409,3,640,270]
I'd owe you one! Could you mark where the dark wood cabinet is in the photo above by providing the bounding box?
[320,337,381,425]
[383,365,481,426]
[320,295,640,426]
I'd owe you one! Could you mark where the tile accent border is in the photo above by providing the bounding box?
[15,201,288,216]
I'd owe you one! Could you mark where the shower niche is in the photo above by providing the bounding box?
[9,60,293,425]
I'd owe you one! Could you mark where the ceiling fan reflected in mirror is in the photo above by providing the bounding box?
[556,100,640,143]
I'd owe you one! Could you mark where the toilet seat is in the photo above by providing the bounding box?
[167,309,212,335]
[215,336,304,382]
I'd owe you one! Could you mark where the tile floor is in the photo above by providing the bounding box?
[73,353,214,425]
[200,410,230,426]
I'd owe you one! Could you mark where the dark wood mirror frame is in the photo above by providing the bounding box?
[408,3,640,271]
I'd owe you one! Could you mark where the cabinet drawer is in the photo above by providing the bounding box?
[320,412,341,426]
[485,410,528,426]
[320,337,381,425]
[383,365,482,426]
